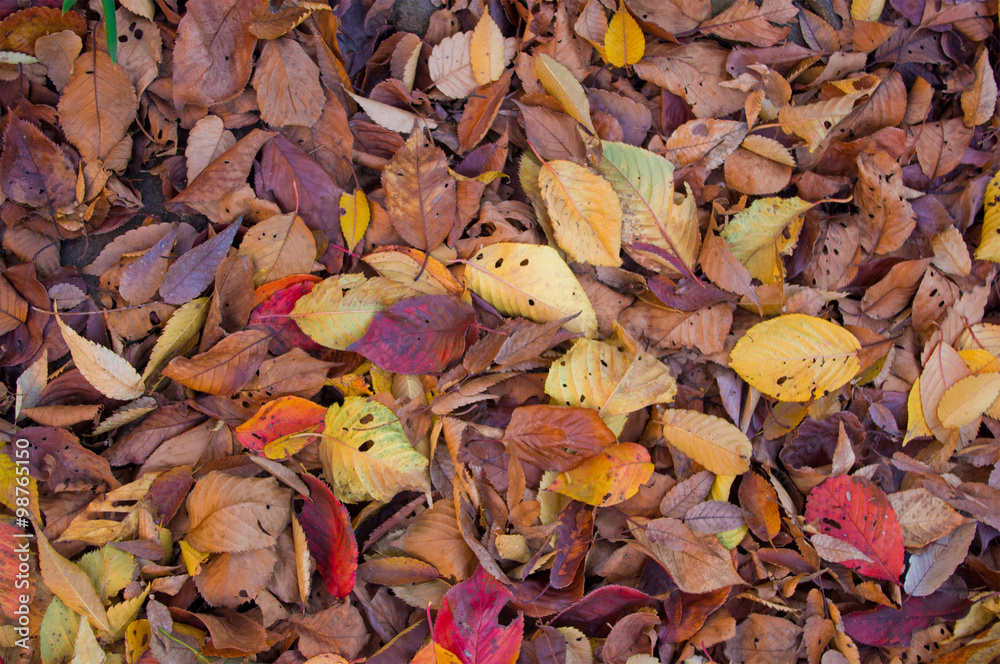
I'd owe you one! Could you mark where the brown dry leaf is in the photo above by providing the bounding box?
[172,0,257,107]
[854,150,916,255]
[399,499,478,581]
[0,117,76,213]
[887,489,965,549]
[252,37,324,128]
[185,116,236,182]
[699,0,797,47]
[662,119,747,171]
[34,29,82,91]
[635,48,747,119]
[58,50,137,164]
[636,518,745,594]
[237,212,317,286]
[162,329,270,395]
[185,472,291,553]
[458,71,511,153]
[382,132,456,255]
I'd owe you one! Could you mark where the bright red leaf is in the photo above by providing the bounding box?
[434,566,523,664]
[805,475,904,583]
[298,473,358,600]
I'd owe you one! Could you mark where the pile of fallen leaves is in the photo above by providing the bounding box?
[3,0,1000,661]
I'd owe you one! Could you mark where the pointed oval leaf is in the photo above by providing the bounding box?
[235,396,327,453]
[159,220,242,305]
[320,396,430,503]
[604,3,644,67]
[340,190,370,252]
[434,567,524,664]
[298,473,357,599]
[937,372,1000,430]
[538,160,623,267]
[161,328,270,396]
[720,197,811,284]
[58,50,137,162]
[237,212,316,287]
[534,54,595,134]
[503,404,617,472]
[56,316,144,400]
[347,294,475,374]
[659,409,751,475]
[470,11,505,85]
[729,314,861,402]
[805,475,904,583]
[974,169,1000,263]
[382,132,456,255]
[465,243,597,338]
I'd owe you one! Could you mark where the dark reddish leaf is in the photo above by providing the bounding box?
[298,473,358,599]
[146,465,194,525]
[805,475,904,583]
[434,566,524,664]
[549,500,593,589]
[661,586,731,642]
[503,405,617,472]
[552,586,659,635]
[842,593,970,647]
[0,117,76,212]
[347,294,475,374]
[248,276,323,355]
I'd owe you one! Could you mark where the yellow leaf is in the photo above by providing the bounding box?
[538,160,623,266]
[470,12,505,85]
[850,0,885,21]
[465,242,598,338]
[56,315,143,401]
[37,530,111,635]
[340,190,370,252]
[903,377,933,446]
[604,3,644,68]
[320,397,431,503]
[534,53,595,134]
[659,409,751,475]
[920,342,971,444]
[720,197,812,283]
[730,314,861,402]
[124,620,150,664]
[141,297,210,382]
[937,373,1000,429]
[974,170,1000,263]
[557,626,593,664]
[595,141,700,277]
[961,49,997,128]
[545,324,677,427]
[178,540,209,576]
[292,275,416,349]
[546,442,653,506]
[0,445,41,522]
[238,212,317,287]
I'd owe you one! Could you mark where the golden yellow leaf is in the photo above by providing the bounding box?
[545,324,677,427]
[974,170,1000,263]
[538,160,623,266]
[850,0,885,21]
[178,540,209,576]
[937,373,1000,429]
[920,342,971,444]
[238,212,317,287]
[141,297,210,382]
[340,190,370,252]
[125,620,151,664]
[320,397,431,503]
[470,12,505,85]
[534,53,595,134]
[546,442,653,506]
[903,377,933,446]
[720,196,812,283]
[604,2,644,68]
[465,242,598,338]
[362,247,463,296]
[56,315,144,400]
[659,409,752,475]
[730,314,861,402]
[961,49,997,128]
